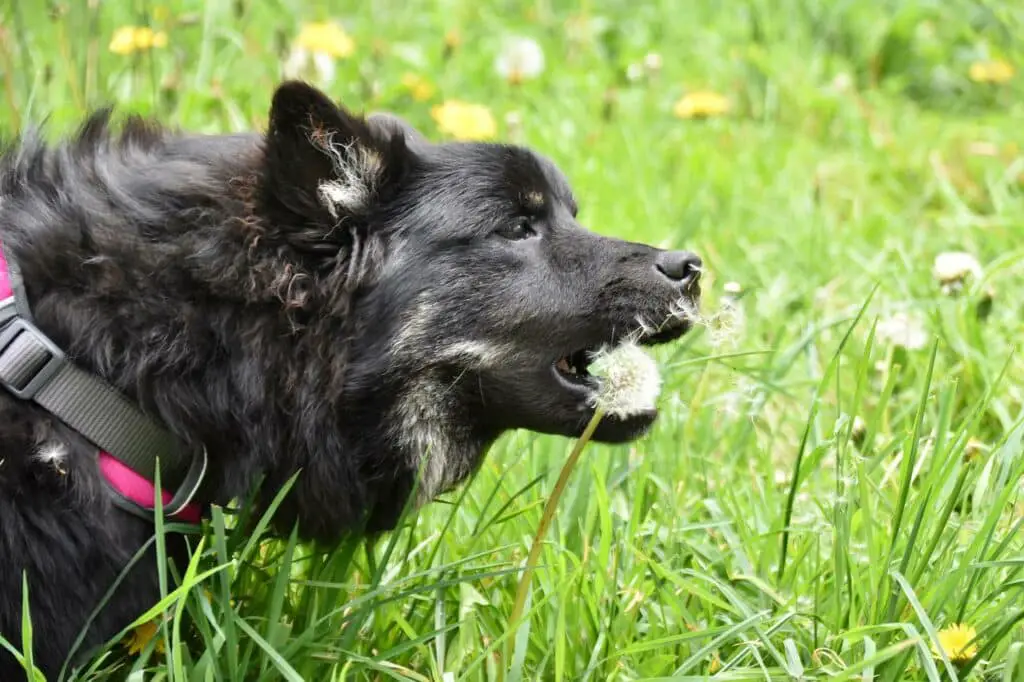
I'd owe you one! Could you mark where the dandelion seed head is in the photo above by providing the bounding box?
[643,52,663,74]
[494,36,545,84]
[723,280,743,296]
[933,251,983,295]
[876,311,928,350]
[588,341,662,418]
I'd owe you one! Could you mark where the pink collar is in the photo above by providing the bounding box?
[0,244,202,524]
[98,452,203,523]
[0,252,10,301]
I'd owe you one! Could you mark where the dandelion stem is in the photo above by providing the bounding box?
[505,406,606,671]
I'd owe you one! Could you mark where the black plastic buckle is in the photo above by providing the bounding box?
[0,314,66,400]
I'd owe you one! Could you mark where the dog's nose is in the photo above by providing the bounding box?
[655,250,702,283]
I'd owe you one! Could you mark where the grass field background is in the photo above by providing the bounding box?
[3,1,1024,680]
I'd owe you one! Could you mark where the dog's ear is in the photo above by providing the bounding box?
[366,112,431,152]
[263,80,408,225]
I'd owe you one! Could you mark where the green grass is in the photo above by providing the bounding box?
[3,0,1024,679]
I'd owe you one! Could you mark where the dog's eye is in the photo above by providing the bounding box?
[496,218,536,241]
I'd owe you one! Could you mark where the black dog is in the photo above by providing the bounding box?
[0,80,701,678]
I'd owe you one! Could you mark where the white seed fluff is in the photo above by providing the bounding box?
[494,36,546,82]
[876,312,928,350]
[933,251,982,284]
[587,341,663,418]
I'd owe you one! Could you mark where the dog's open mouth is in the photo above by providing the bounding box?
[553,347,599,389]
[528,298,700,443]
[551,319,692,390]
[548,317,691,402]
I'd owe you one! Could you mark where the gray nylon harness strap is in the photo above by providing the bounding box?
[0,243,203,511]
[0,323,192,483]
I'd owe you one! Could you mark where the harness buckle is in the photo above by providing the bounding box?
[0,315,67,400]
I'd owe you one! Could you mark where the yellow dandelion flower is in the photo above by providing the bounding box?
[124,619,165,656]
[969,59,1014,84]
[932,623,979,663]
[283,21,354,85]
[108,27,138,55]
[108,26,168,56]
[400,73,436,102]
[673,90,730,119]
[294,21,355,59]
[431,100,497,141]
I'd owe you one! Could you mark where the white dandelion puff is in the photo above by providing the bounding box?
[283,46,338,84]
[283,46,311,79]
[587,341,662,418]
[643,52,663,74]
[707,304,744,349]
[876,312,928,350]
[281,21,355,86]
[504,110,524,142]
[494,36,545,83]
[851,415,868,445]
[933,251,983,295]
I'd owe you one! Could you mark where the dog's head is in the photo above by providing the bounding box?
[260,81,701,496]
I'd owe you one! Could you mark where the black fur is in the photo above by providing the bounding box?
[0,81,700,678]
